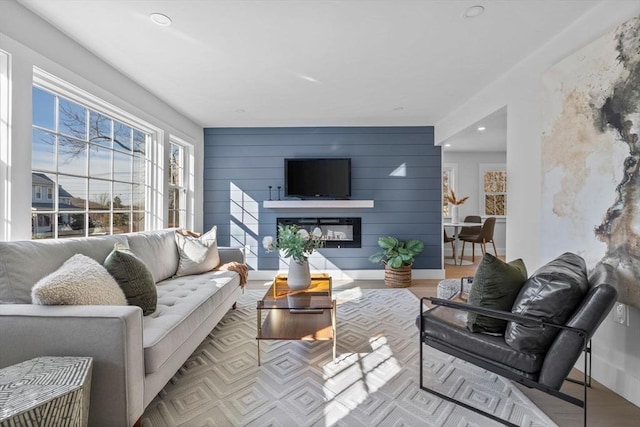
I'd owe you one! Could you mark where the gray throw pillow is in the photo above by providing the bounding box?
[104,243,157,316]
[32,254,128,306]
[174,226,220,277]
[504,252,589,354]
[467,253,527,334]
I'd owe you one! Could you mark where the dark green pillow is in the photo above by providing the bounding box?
[104,244,157,316]
[467,253,527,334]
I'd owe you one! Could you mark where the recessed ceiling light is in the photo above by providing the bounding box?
[150,13,172,26]
[464,5,485,18]
[444,143,451,147]
[477,126,486,131]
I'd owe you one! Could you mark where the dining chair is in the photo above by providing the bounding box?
[460,217,497,262]
[443,229,455,259]
[458,215,481,239]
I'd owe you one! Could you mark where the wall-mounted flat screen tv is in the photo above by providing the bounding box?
[284,158,351,199]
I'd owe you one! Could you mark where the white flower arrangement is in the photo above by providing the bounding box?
[262,224,324,264]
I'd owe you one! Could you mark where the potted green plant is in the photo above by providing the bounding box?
[262,224,325,290]
[369,236,424,288]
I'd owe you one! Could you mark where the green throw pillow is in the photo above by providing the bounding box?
[467,253,527,334]
[104,243,157,316]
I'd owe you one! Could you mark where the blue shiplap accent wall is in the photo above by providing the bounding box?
[203,127,441,270]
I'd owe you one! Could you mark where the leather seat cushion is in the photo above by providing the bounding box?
[417,304,544,375]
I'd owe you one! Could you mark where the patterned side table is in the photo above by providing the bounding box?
[0,356,92,427]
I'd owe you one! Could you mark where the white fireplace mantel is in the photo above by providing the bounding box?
[263,200,374,209]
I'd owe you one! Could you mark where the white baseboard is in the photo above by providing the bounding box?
[443,247,505,257]
[576,353,640,407]
[248,269,445,281]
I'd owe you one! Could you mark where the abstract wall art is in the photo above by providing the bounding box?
[542,15,640,308]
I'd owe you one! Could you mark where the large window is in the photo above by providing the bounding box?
[479,163,507,216]
[31,85,150,239]
[168,141,187,228]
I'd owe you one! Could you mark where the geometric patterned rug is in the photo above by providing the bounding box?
[142,289,557,427]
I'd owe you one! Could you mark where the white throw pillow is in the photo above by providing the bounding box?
[32,254,128,306]
[174,226,220,277]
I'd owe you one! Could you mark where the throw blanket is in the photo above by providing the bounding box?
[216,261,248,289]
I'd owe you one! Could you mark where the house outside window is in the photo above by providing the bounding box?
[31,83,150,239]
[34,185,42,200]
[479,163,507,217]
[168,141,187,229]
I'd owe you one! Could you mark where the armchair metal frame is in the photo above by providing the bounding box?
[419,296,591,427]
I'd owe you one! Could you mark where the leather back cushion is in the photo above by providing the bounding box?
[505,252,589,354]
[467,254,528,334]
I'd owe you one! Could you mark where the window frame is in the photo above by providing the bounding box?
[0,50,10,241]
[31,68,162,238]
[168,137,193,229]
[478,163,507,218]
[442,163,458,218]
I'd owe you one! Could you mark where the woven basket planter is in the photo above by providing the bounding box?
[383,262,412,288]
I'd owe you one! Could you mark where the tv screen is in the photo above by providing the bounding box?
[285,158,351,199]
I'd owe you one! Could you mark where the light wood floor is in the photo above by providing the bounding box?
[247,253,640,426]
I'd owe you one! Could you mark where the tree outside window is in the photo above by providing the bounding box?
[31,85,149,239]
[168,141,187,229]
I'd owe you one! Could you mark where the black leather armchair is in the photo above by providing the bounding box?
[418,263,618,427]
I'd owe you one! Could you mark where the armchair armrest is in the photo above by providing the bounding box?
[420,296,588,338]
[0,304,145,427]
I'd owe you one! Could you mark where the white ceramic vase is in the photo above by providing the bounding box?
[450,205,460,223]
[287,259,311,290]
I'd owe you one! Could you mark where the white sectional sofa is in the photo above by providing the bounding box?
[0,229,244,426]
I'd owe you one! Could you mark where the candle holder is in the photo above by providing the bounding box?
[277,186,282,200]
[268,186,272,201]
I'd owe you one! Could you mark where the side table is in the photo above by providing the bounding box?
[0,356,92,427]
[436,277,474,300]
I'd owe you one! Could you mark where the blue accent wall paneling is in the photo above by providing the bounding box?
[203,126,441,270]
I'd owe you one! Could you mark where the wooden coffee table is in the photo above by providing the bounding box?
[256,273,336,365]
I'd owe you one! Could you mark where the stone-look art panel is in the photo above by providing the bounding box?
[542,15,640,308]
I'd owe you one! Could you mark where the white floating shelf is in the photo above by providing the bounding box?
[263,200,374,209]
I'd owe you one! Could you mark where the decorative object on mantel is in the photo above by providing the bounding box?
[262,224,325,290]
[445,189,469,223]
[369,236,424,288]
[277,186,282,200]
[268,185,272,201]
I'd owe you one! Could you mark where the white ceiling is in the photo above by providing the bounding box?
[17,0,600,150]
[442,106,507,152]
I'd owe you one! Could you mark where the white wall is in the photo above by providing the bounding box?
[436,1,640,406]
[0,0,205,240]
[443,151,507,257]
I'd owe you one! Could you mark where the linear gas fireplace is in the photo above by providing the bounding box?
[277,217,361,248]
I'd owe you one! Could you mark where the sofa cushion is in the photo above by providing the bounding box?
[467,254,527,334]
[141,270,240,374]
[505,252,589,354]
[126,229,179,283]
[31,254,128,306]
[174,226,220,277]
[0,234,127,304]
[104,243,157,316]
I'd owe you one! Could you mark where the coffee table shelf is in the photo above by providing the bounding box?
[257,273,336,365]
